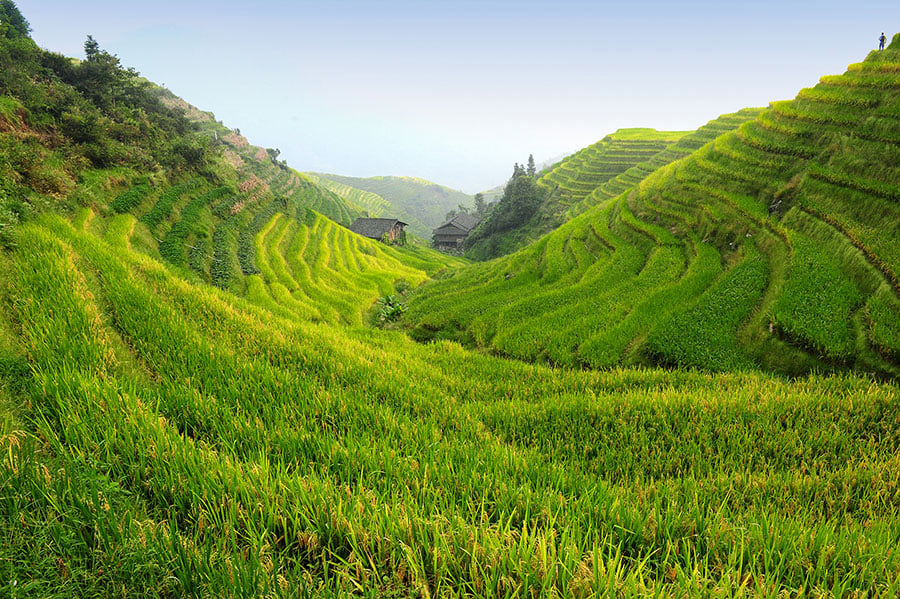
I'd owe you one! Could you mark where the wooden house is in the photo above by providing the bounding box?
[432,213,480,249]
[349,218,407,242]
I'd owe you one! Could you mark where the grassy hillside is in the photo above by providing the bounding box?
[404,41,900,378]
[539,128,691,212]
[569,109,765,219]
[3,209,899,597]
[464,129,690,260]
[1,6,900,596]
[310,173,474,239]
[304,172,393,219]
[159,92,364,228]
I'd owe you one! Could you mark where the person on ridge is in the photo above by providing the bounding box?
[879,32,887,50]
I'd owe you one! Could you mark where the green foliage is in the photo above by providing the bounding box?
[772,233,861,361]
[0,0,30,39]
[405,49,900,376]
[4,214,900,596]
[237,199,280,275]
[109,183,151,214]
[210,222,238,289]
[463,166,544,258]
[0,185,22,248]
[866,284,900,360]
[2,5,900,594]
[646,245,768,370]
[375,294,406,324]
[141,180,200,231]
[159,186,229,267]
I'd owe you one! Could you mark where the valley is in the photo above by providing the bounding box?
[0,3,899,596]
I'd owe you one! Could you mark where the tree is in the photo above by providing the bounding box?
[84,35,100,60]
[526,154,536,177]
[0,0,31,39]
[473,193,486,218]
[74,35,138,109]
[465,161,544,250]
[266,148,281,165]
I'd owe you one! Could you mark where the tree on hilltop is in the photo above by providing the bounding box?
[527,154,536,177]
[84,34,100,59]
[74,35,139,109]
[464,160,543,249]
[0,0,30,39]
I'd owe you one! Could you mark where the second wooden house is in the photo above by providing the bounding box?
[432,213,480,250]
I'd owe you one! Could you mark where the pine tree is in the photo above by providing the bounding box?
[84,35,100,60]
[526,154,536,177]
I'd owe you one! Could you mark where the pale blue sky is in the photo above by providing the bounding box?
[18,1,900,192]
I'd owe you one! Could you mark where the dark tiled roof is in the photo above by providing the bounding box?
[434,223,469,236]
[349,218,406,239]
[435,213,480,233]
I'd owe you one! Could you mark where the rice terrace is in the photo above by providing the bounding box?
[1,1,900,597]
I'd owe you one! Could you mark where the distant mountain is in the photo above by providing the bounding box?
[308,173,473,239]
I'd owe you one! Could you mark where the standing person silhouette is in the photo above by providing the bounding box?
[879,32,887,50]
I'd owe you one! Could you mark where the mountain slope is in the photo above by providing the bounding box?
[538,128,691,213]
[309,173,474,239]
[404,41,900,377]
[568,109,765,218]
[464,129,690,260]
[158,91,364,227]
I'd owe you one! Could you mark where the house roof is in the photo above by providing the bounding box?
[434,223,470,236]
[348,218,407,239]
[435,213,480,234]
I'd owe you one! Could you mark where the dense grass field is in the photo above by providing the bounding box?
[2,211,899,597]
[1,7,900,597]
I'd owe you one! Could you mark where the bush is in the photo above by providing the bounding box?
[375,294,406,325]
[109,184,151,214]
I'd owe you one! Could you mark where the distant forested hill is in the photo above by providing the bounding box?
[308,173,474,238]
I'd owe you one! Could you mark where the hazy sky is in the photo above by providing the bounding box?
[18,1,900,192]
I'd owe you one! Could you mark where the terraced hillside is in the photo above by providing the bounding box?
[160,91,363,227]
[538,129,690,214]
[310,173,474,238]
[4,207,900,597]
[304,172,433,239]
[304,172,392,218]
[464,129,689,260]
[404,41,900,378]
[569,109,765,219]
